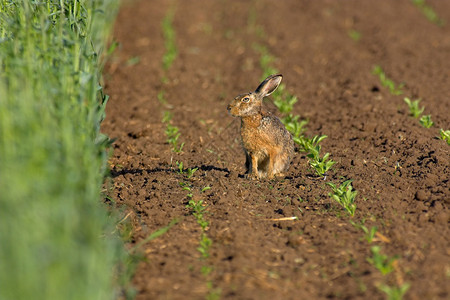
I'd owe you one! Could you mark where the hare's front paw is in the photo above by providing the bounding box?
[246,173,259,180]
[274,172,286,179]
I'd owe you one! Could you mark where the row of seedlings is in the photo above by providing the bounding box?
[248,6,411,300]
[159,6,221,299]
[372,66,450,145]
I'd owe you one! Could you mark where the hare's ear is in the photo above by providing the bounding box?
[254,74,283,97]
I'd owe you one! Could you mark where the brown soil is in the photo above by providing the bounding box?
[102,0,450,299]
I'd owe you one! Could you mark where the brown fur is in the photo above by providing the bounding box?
[227,74,294,179]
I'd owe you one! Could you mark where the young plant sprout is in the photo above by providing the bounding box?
[411,0,444,26]
[367,246,398,275]
[378,282,411,300]
[439,129,450,145]
[403,97,424,118]
[372,65,404,95]
[298,135,336,177]
[327,179,357,216]
[187,167,198,179]
[419,115,434,128]
[348,29,361,41]
[350,220,378,243]
[282,114,308,139]
[165,123,184,152]
[162,9,178,70]
[186,197,212,258]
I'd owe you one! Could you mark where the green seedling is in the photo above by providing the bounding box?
[297,134,326,153]
[201,186,211,193]
[198,233,213,259]
[161,75,169,84]
[176,161,184,174]
[132,219,179,251]
[419,114,434,128]
[186,198,211,258]
[411,0,444,26]
[162,9,178,70]
[273,88,298,114]
[292,135,307,148]
[186,199,209,229]
[308,150,336,177]
[300,135,336,177]
[126,56,140,66]
[184,184,212,259]
[206,283,222,300]
[201,265,213,276]
[378,282,411,300]
[403,97,424,118]
[363,226,378,243]
[187,167,198,179]
[348,29,361,41]
[176,162,197,178]
[179,183,193,198]
[367,246,398,275]
[350,220,377,243]
[282,114,308,138]
[158,90,168,105]
[327,179,357,216]
[439,129,450,145]
[372,65,404,95]
[162,110,173,123]
[162,111,184,153]
[165,123,184,152]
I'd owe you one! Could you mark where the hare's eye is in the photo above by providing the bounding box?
[242,97,250,103]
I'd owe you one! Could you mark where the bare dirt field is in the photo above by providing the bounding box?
[102,0,450,299]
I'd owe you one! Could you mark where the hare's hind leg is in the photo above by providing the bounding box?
[267,146,287,179]
[271,151,290,178]
[266,151,277,179]
[257,156,270,178]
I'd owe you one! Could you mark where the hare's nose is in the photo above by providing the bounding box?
[227,105,231,111]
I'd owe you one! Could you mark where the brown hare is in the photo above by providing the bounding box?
[227,74,294,179]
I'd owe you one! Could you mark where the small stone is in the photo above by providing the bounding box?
[294,257,305,264]
[433,211,449,225]
[415,190,428,201]
[417,212,429,223]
